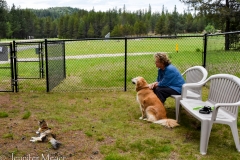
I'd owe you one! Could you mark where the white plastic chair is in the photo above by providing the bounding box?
[171,66,208,122]
[179,74,240,155]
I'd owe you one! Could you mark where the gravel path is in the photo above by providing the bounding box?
[0,52,156,64]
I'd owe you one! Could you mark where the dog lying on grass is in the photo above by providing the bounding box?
[30,120,61,149]
[132,76,179,128]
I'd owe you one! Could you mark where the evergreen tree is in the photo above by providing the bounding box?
[52,20,58,38]
[101,24,110,38]
[44,17,51,38]
[172,5,179,35]
[9,4,21,38]
[87,23,95,38]
[2,3,238,39]
[122,23,132,36]
[67,16,74,38]
[5,22,13,38]
[111,24,122,37]
[0,0,8,39]
[133,21,140,36]
[72,16,79,39]
[78,19,86,38]
[24,10,36,38]
[185,13,193,32]
[58,17,64,38]
[155,6,166,35]
[180,0,240,49]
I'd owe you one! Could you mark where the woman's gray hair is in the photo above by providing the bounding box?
[154,53,171,66]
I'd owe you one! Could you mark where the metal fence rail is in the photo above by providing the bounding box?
[0,31,239,92]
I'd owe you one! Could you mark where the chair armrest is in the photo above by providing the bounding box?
[211,102,240,121]
[181,82,204,99]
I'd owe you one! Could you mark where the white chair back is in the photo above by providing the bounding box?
[207,74,240,118]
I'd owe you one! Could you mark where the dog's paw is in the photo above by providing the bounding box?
[30,137,37,142]
[36,131,40,135]
[139,117,143,120]
[143,118,148,121]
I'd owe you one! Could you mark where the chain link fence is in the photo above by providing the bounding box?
[0,31,239,92]
[0,42,15,92]
[205,32,240,77]
[53,36,205,92]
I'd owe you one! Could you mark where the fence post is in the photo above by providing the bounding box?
[45,39,49,92]
[40,42,44,78]
[12,41,18,92]
[124,37,127,91]
[63,41,66,79]
[9,42,15,92]
[203,33,207,68]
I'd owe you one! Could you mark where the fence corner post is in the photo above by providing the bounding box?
[45,39,49,92]
[124,37,127,91]
[203,33,207,68]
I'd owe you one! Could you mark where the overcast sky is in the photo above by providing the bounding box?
[6,0,189,13]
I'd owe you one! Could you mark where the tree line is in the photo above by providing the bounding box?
[0,0,239,40]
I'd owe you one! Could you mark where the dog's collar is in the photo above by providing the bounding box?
[41,126,49,130]
[136,86,149,92]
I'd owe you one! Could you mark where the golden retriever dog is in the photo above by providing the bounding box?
[132,76,179,128]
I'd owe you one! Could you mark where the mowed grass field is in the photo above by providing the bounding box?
[1,36,240,159]
[1,36,239,92]
[13,37,204,57]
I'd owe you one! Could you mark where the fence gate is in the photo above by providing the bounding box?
[0,43,16,92]
[45,40,66,92]
[14,41,45,92]
[1,40,66,92]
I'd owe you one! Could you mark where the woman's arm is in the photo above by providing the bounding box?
[148,82,158,89]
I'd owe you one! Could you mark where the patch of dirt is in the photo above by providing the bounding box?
[0,94,105,160]
[0,94,10,106]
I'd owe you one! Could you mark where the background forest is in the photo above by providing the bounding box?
[0,0,239,40]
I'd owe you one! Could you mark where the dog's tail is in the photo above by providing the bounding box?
[154,119,179,128]
[48,137,61,149]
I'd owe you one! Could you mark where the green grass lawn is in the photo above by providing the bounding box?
[1,90,240,159]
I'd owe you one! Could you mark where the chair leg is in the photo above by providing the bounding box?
[175,97,181,122]
[200,120,210,155]
[229,123,240,152]
[205,121,214,154]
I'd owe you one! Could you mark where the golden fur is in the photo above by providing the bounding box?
[132,76,179,128]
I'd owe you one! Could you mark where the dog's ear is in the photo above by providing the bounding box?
[39,119,45,124]
[137,77,148,87]
[39,119,48,128]
[136,77,143,89]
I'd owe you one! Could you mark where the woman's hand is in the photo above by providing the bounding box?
[148,82,158,89]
